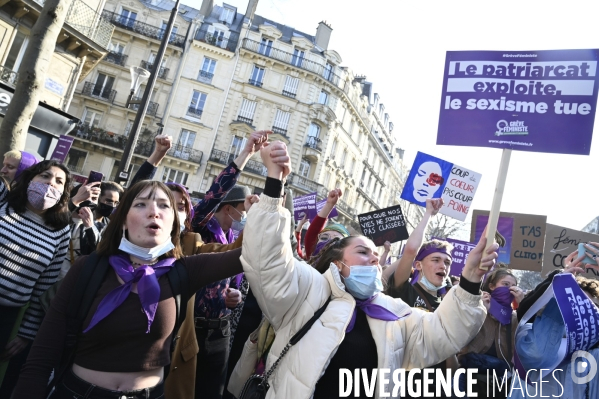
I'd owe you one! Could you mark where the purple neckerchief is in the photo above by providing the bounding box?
[205,218,234,245]
[489,286,514,325]
[84,255,176,333]
[346,294,400,333]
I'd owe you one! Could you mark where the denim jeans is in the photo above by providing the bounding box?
[195,323,231,399]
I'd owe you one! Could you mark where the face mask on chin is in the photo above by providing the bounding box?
[118,228,175,262]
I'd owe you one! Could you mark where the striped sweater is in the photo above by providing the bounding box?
[0,180,70,340]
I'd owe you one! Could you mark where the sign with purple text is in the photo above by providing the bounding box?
[443,238,477,277]
[293,192,317,221]
[400,152,482,221]
[437,49,599,155]
[358,205,409,246]
[50,135,74,163]
[472,210,547,271]
[316,198,338,219]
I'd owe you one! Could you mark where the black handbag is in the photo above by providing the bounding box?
[238,298,332,399]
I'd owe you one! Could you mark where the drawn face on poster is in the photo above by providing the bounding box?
[401,152,452,207]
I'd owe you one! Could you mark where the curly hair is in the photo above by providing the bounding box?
[576,276,599,300]
[482,265,517,293]
[7,160,72,230]
[309,236,358,274]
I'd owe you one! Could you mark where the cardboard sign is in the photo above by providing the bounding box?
[442,237,477,277]
[471,210,547,271]
[50,135,75,163]
[473,215,514,265]
[437,49,599,155]
[293,192,317,221]
[358,205,409,246]
[316,198,338,219]
[542,223,599,279]
[400,151,481,221]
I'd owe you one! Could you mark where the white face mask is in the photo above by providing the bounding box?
[118,228,175,261]
[178,211,187,232]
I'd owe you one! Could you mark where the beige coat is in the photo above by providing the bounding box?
[234,194,487,399]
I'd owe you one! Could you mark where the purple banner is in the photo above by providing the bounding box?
[437,49,599,155]
[50,135,74,163]
[441,237,477,277]
[293,192,317,221]
[474,215,514,264]
[316,198,338,219]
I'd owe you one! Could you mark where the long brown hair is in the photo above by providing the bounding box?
[96,180,183,259]
[7,160,72,229]
[482,265,517,293]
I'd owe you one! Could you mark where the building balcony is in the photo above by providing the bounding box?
[282,90,296,98]
[271,126,288,136]
[197,70,214,85]
[248,79,263,87]
[236,116,254,125]
[194,27,240,53]
[186,106,203,119]
[140,60,169,80]
[102,10,186,49]
[241,38,345,91]
[129,97,159,116]
[288,173,328,199]
[65,163,85,175]
[104,51,128,67]
[303,136,322,162]
[209,149,267,176]
[0,65,18,86]
[357,187,380,210]
[336,199,357,218]
[82,81,116,103]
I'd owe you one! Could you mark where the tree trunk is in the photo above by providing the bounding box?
[0,0,73,156]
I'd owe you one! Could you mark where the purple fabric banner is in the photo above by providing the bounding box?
[437,49,599,155]
[474,215,514,264]
[316,198,338,219]
[439,237,476,277]
[50,135,74,163]
[293,192,317,221]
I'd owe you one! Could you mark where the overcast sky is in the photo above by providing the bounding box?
[186,0,599,232]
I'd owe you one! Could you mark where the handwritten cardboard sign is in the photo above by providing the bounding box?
[358,205,409,246]
[293,192,317,221]
[471,210,547,271]
[400,151,481,221]
[541,223,599,279]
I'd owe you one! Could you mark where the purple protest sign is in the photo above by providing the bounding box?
[316,198,338,219]
[293,192,317,221]
[473,215,514,265]
[50,135,75,163]
[441,237,476,277]
[437,49,599,155]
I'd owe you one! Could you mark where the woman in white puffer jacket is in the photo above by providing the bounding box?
[237,142,498,399]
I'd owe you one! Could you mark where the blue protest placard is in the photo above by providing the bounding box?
[437,49,599,155]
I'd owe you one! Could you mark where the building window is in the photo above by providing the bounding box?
[249,66,265,87]
[162,167,189,185]
[282,75,299,98]
[349,119,355,138]
[339,147,347,167]
[259,38,273,56]
[198,57,217,84]
[330,139,337,158]
[92,73,115,99]
[64,148,87,174]
[237,99,257,124]
[299,159,310,178]
[323,62,334,81]
[348,157,355,174]
[323,170,331,188]
[187,91,207,118]
[305,123,321,149]
[219,7,235,24]
[318,90,328,105]
[272,109,290,135]
[4,31,28,73]
[177,129,196,148]
[120,8,137,28]
[230,136,246,157]
[291,49,305,67]
[82,108,103,127]
[159,21,178,41]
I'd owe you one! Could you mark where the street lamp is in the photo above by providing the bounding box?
[126,66,150,107]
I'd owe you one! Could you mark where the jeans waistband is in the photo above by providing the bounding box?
[59,368,164,399]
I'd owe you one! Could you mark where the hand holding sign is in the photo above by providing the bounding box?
[463,227,499,282]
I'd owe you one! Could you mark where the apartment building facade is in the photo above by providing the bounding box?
[0,0,113,158]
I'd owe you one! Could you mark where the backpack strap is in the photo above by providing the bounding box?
[412,282,435,312]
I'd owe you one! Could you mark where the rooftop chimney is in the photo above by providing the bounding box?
[245,0,259,22]
[199,0,213,18]
[315,21,332,50]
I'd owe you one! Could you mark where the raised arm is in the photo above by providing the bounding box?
[379,240,391,267]
[130,135,173,186]
[304,188,341,257]
[392,198,443,288]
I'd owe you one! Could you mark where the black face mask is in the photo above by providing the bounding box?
[97,202,116,217]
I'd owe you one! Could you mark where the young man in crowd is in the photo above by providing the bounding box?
[1,150,38,184]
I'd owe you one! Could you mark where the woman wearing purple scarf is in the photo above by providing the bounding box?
[13,180,244,399]
[1,150,39,184]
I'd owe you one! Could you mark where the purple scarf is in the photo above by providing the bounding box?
[15,151,38,180]
[84,255,176,333]
[346,295,401,333]
[206,218,234,244]
[489,286,514,325]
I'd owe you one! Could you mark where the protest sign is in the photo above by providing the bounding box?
[293,192,316,221]
[316,198,338,219]
[358,205,409,246]
[437,49,599,155]
[471,210,547,271]
[542,223,599,279]
[441,237,477,277]
[400,151,482,221]
[50,135,74,163]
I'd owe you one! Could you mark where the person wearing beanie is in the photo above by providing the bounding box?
[1,150,39,184]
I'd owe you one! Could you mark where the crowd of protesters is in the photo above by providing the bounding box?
[0,131,598,399]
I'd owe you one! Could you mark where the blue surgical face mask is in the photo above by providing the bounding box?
[119,228,175,262]
[420,274,445,292]
[340,262,383,300]
[229,207,247,231]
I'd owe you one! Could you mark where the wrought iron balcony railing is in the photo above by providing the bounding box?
[82,81,116,103]
[209,149,267,176]
[248,79,263,87]
[304,136,323,152]
[186,106,203,118]
[102,10,186,48]
[282,90,296,98]
[194,27,240,52]
[130,97,159,116]
[271,126,288,136]
[65,163,85,175]
[0,65,18,86]
[288,173,328,198]
[242,38,345,91]
[236,116,254,125]
[104,51,128,67]
[197,70,214,84]
[140,60,169,80]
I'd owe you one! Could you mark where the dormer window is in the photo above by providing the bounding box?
[220,7,235,24]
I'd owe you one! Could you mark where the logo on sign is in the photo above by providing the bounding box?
[495,120,529,136]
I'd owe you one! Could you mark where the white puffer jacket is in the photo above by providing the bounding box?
[239,194,486,399]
